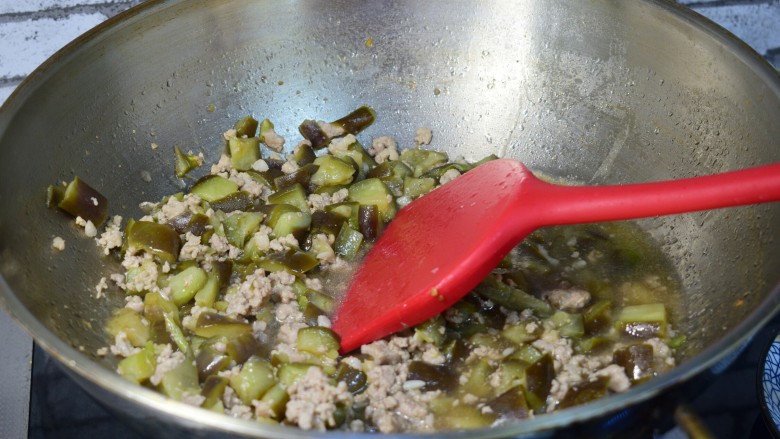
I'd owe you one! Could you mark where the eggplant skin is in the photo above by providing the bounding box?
[48,177,109,226]
[125,220,182,264]
[298,106,376,150]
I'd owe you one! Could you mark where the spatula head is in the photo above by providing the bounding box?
[332,159,535,352]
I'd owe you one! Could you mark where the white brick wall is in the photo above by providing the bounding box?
[0,13,108,78]
[685,2,780,65]
[0,0,132,14]
[0,84,14,104]
[0,0,142,107]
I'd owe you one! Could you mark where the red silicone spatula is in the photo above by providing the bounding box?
[331,158,780,353]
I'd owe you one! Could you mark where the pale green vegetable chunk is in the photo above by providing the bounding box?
[230,356,276,405]
[278,363,317,388]
[259,383,290,419]
[190,175,239,202]
[223,212,265,247]
[160,358,200,401]
[615,303,668,338]
[193,273,220,307]
[297,326,340,359]
[117,342,156,384]
[311,155,355,187]
[347,178,397,222]
[228,136,261,171]
[170,266,208,306]
[106,308,149,347]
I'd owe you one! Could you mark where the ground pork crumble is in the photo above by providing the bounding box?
[225,268,272,317]
[51,236,65,251]
[369,136,399,164]
[286,366,352,431]
[357,337,439,433]
[96,215,123,255]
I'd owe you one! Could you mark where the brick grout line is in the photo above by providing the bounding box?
[0,1,142,24]
[0,75,25,87]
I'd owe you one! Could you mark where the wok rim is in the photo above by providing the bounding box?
[2,0,780,437]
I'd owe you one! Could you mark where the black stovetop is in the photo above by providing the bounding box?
[27,313,780,439]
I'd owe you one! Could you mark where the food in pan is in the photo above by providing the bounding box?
[49,106,682,432]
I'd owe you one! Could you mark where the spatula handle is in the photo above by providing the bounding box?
[529,163,780,226]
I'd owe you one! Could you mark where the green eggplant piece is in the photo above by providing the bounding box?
[174,146,202,178]
[234,116,259,137]
[48,176,109,226]
[125,220,181,263]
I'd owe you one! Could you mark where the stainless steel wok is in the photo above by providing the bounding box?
[1,0,779,437]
